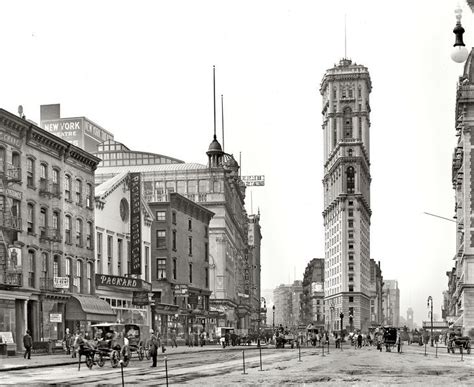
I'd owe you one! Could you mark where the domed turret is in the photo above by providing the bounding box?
[206,135,224,167]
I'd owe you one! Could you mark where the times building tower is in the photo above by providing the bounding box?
[320,58,372,333]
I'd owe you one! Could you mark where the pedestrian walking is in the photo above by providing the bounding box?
[357,332,363,349]
[71,330,81,358]
[170,329,178,348]
[149,329,158,367]
[23,330,32,360]
[63,328,72,355]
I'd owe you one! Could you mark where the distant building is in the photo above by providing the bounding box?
[407,307,414,330]
[368,259,384,327]
[273,281,303,328]
[383,280,400,327]
[40,104,114,154]
[301,258,325,328]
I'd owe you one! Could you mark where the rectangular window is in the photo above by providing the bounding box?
[188,219,192,231]
[86,222,93,249]
[157,230,166,249]
[145,246,150,282]
[173,258,177,280]
[27,158,34,188]
[107,235,113,274]
[172,212,177,225]
[117,239,123,276]
[172,230,177,251]
[75,180,82,205]
[348,210,353,217]
[27,204,34,234]
[205,268,209,288]
[76,219,82,247]
[28,251,35,287]
[97,232,103,272]
[189,263,193,283]
[157,258,166,279]
[156,211,166,221]
[349,285,354,292]
[205,243,208,262]
[86,184,93,208]
[65,216,72,244]
[188,237,192,256]
[75,260,82,293]
[348,220,354,228]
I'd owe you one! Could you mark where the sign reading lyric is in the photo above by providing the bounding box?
[130,173,142,275]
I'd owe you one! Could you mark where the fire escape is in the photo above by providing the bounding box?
[0,163,23,288]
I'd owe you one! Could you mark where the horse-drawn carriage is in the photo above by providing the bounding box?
[91,323,149,367]
[383,327,398,352]
[447,331,471,354]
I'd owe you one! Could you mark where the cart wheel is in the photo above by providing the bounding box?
[97,353,105,367]
[138,346,144,361]
[111,350,120,368]
[123,356,130,367]
[86,354,94,369]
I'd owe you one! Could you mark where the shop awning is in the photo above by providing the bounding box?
[66,294,116,323]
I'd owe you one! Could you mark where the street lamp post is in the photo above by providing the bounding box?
[272,305,275,330]
[427,296,434,347]
[340,312,344,340]
[330,306,335,334]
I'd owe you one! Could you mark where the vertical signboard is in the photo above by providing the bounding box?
[130,173,142,274]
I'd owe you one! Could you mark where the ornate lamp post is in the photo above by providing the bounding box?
[427,296,434,346]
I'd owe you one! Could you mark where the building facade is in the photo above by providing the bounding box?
[320,58,373,332]
[368,259,384,327]
[40,104,114,154]
[449,52,474,336]
[148,193,213,345]
[273,281,303,329]
[247,213,263,334]
[94,136,256,331]
[383,280,400,327]
[0,108,114,353]
[301,258,325,329]
[94,172,153,328]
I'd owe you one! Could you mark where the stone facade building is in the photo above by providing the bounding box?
[320,58,373,332]
[301,258,325,328]
[0,108,113,353]
[383,280,400,327]
[369,259,384,327]
[148,193,213,344]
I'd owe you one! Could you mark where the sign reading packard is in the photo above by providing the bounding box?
[130,173,142,274]
[95,274,152,291]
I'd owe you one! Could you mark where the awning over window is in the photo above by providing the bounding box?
[66,294,116,323]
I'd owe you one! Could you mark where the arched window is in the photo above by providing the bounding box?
[76,218,83,247]
[75,179,82,205]
[343,107,353,138]
[65,215,72,244]
[40,163,47,181]
[41,252,48,285]
[346,167,355,194]
[28,250,35,287]
[87,262,92,293]
[27,203,35,234]
[75,260,82,293]
[27,158,35,188]
[65,257,72,289]
[64,175,71,201]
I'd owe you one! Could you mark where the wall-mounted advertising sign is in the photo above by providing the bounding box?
[53,277,70,289]
[95,274,151,291]
[50,313,62,323]
[42,118,82,147]
[241,175,265,187]
[130,173,142,275]
[132,291,150,306]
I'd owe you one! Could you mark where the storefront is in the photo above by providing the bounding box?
[152,303,179,343]
[0,290,31,353]
[65,294,116,334]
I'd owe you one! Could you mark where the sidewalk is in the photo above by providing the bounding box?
[0,343,268,372]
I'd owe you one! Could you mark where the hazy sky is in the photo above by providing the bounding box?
[0,0,467,325]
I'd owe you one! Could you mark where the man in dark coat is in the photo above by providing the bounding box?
[23,330,32,359]
[149,329,158,367]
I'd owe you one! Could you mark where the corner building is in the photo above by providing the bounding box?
[320,58,372,333]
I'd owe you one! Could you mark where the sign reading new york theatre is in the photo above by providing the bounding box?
[95,274,151,291]
[130,172,142,274]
